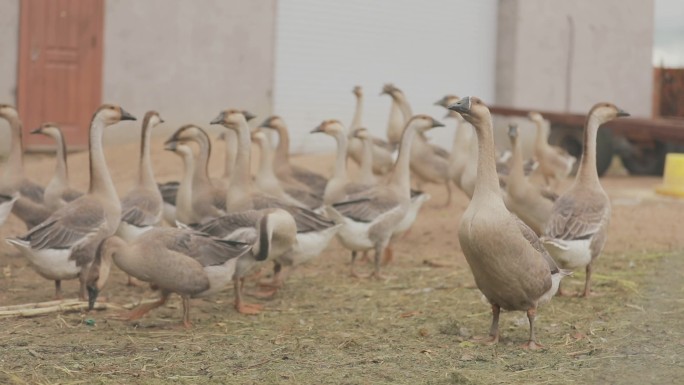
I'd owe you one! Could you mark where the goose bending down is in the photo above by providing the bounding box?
[542,103,628,297]
[503,124,555,235]
[251,129,323,209]
[86,208,297,322]
[209,110,340,289]
[6,105,136,299]
[312,120,373,205]
[346,86,394,175]
[325,115,444,278]
[259,116,328,196]
[529,112,576,189]
[164,125,227,224]
[30,123,83,211]
[448,97,569,349]
[0,104,49,228]
[381,85,452,206]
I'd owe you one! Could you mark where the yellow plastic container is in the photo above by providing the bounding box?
[656,153,684,198]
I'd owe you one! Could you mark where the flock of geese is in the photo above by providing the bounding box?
[0,85,629,348]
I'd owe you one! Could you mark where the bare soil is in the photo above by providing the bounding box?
[1,139,683,384]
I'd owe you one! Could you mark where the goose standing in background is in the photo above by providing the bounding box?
[326,115,444,278]
[30,123,82,211]
[503,124,555,235]
[448,97,568,349]
[351,128,379,186]
[529,112,576,189]
[6,105,136,300]
[164,142,196,226]
[0,104,49,229]
[214,130,238,190]
[381,83,405,149]
[542,103,628,297]
[346,86,394,175]
[259,116,328,197]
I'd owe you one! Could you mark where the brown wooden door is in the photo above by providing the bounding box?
[17,0,104,150]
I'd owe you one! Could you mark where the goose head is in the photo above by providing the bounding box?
[30,122,62,138]
[352,86,363,97]
[142,110,164,129]
[258,115,287,131]
[434,95,462,119]
[380,83,399,96]
[93,104,136,125]
[587,102,630,125]
[508,123,519,141]
[527,111,544,123]
[0,104,19,120]
[447,96,490,127]
[250,129,268,145]
[164,124,207,146]
[352,127,370,140]
[164,141,194,160]
[406,114,444,133]
[311,119,346,137]
[210,109,255,131]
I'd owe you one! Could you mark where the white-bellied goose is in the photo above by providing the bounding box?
[259,116,328,196]
[29,123,83,211]
[251,129,322,209]
[0,104,49,229]
[209,110,340,290]
[325,115,444,278]
[504,124,555,235]
[529,112,576,189]
[542,103,628,297]
[346,86,394,175]
[448,97,569,349]
[164,125,227,223]
[6,105,136,299]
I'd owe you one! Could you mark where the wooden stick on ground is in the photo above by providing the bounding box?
[0,298,161,318]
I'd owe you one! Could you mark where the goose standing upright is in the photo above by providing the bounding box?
[351,128,378,185]
[6,105,136,299]
[346,86,394,175]
[504,124,555,235]
[542,103,628,297]
[259,116,328,197]
[448,97,568,349]
[30,123,83,211]
[214,130,238,190]
[325,115,444,278]
[0,104,49,228]
[529,112,576,189]
[164,142,196,226]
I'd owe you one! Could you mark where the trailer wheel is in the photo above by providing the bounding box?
[548,125,614,176]
[619,141,667,176]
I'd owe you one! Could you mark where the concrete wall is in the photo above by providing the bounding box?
[102,0,277,144]
[495,0,654,117]
[0,0,19,157]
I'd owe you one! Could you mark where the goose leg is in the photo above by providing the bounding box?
[350,251,364,278]
[234,277,263,314]
[369,243,393,280]
[474,304,500,345]
[382,244,394,266]
[54,280,63,300]
[522,307,543,350]
[119,291,170,321]
[580,263,593,298]
[181,296,192,328]
[442,181,452,207]
[127,274,144,287]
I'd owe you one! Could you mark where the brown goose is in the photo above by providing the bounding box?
[542,103,629,297]
[325,115,443,278]
[6,105,136,300]
[258,116,328,196]
[346,86,394,175]
[86,208,296,322]
[164,142,195,226]
[529,112,576,189]
[0,104,49,229]
[504,124,555,235]
[30,123,83,211]
[448,97,568,349]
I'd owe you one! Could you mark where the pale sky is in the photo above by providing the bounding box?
[654,0,684,67]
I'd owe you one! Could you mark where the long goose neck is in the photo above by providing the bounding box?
[222,130,237,180]
[52,131,69,184]
[393,92,413,123]
[533,119,546,149]
[176,151,195,222]
[273,125,292,170]
[472,116,502,198]
[358,138,375,183]
[256,138,277,182]
[509,135,524,180]
[227,121,255,203]
[88,117,118,203]
[576,115,602,185]
[387,123,417,194]
[192,134,212,186]
[137,122,157,190]
[350,94,363,131]
[2,116,24,185]
[332,131,349,182]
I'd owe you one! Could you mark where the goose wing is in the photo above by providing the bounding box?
[163,229,251,266]
[512,214,560,274]
[157,181,179,205]
[251,194,335,232]
[544,195,609,241]
[193,210,262,244]
[19,179,45,203]
[332,191,400,223]
[121,190,163,227]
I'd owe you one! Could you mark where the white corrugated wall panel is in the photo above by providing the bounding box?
[273,0,498,153]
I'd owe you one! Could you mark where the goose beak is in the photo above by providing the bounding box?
[447,97,471,114]
[430,118,445,128]
[87,286,99,310]
[258,117,273,128]
[242,110,256,121]
[508,124,518,137]
[164,141,178,151]
[30,127,42,134]
[434,98,448,107]
[616,109,630,117]
[310,123,325,134]
[159,118,165,124]
[210,111,225,125]
[120,108,137,121]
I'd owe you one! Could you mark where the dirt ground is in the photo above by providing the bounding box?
[1,136,683,384]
